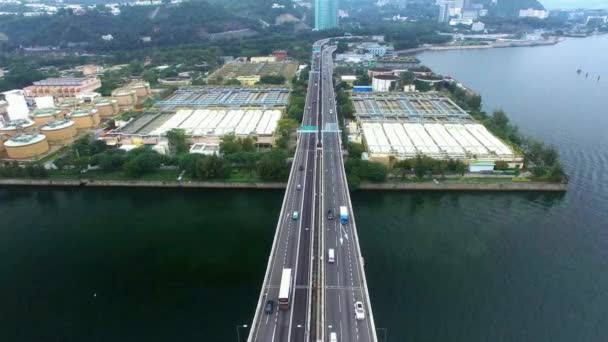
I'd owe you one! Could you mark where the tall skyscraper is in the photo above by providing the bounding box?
[315,0,338,30]
[438,3,450,23]
[391,0,408,10]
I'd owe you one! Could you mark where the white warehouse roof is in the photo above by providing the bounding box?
[148,108,282,137]
[362,122,514,160]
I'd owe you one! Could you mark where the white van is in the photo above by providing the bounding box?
[330,332,338,342]
[328,248,335,264]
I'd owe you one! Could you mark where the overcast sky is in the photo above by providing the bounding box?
[541,0,608,9]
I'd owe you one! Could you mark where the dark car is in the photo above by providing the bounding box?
[327,209,334,220]
[299,165,304,171]
[264,300,274,314]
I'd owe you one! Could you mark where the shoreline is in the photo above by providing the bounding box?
[0,178,567,192]
[396,37,562,55]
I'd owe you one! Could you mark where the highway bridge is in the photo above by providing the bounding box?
[247,39,378,342]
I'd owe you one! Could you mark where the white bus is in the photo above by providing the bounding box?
[278,268,292,310]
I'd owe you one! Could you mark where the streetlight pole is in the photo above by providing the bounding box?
[236,324,248,342]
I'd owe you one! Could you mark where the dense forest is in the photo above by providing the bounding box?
[0,1,258,50]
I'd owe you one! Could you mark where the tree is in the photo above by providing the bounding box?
[431,160,448,177]
[260,75,286,85]
[198,154,230,179]
[400,71,415,86]
[224,78,242,86]
[258,150,288,181]
[220,134,242,155]
[124,150,162,176]
[90,149,127,171]
[413,158,427,179]
[143,69,158,85]
[393,159,412,179]
[347,142,365,159]
[359,161,388,182]
[225,151,260,173]
[491,110,510,130]
[413,80,432,92]
[455,161,467,176]
[166,128,188,155]
[240,137,256,152]
[495,160,509,171]
[467,94,482,111]
[336,41,348,53]
[354,74,371,86]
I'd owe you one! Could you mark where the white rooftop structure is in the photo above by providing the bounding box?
[361,122,514,161]
[34,96,55,109]
[189,143,220,156]
[4,134,46,147]
[144,108,282,137]
[2,90,29,120]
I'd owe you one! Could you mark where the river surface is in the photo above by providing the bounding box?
[1,36,608,341]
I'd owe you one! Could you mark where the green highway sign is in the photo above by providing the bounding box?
[299,125,317,133]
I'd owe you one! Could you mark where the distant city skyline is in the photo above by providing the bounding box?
[541,0,608,9]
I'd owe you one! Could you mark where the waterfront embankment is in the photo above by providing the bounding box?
[396,38,561,55]
[0,178,566,191]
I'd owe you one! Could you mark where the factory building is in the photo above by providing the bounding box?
[23,77,102,98]
[1,90,29,120]
[95,99,119,118]
[372,75,400,92]
[40,119,77,144]
[68,108,100,129]
[0,100,8,120]
[367,67,394,78]
[110,87,288,147]
[128,82,151,99]
[31,108,63,127]
[0,119,36,137]
[350,92,523,168]
[4,134,50,159]
[112,89,138,107]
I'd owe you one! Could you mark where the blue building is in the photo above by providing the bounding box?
[315,0,338,30]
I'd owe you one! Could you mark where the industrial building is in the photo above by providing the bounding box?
[1,90,29,120]
[375,56,421,69]
[110,87,288,147]
[4,134,50,159]
[0,119,36,137]
[352,92,471,122]
[23,77,101,98]
[94,99,119,118]
[68,108,100,129]
[31,108,63,126]
[156,87,289,108]
[40,119,77,144]
[372,75,400,92]
[112,89,138,107]
[113,108,282,146]
[350,92,522,168]
[189,143,220,156]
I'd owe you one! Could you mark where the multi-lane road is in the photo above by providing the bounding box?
[319,45,377,342]
[248,39,377,342]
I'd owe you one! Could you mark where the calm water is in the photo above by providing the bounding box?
[1,36,608,341]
